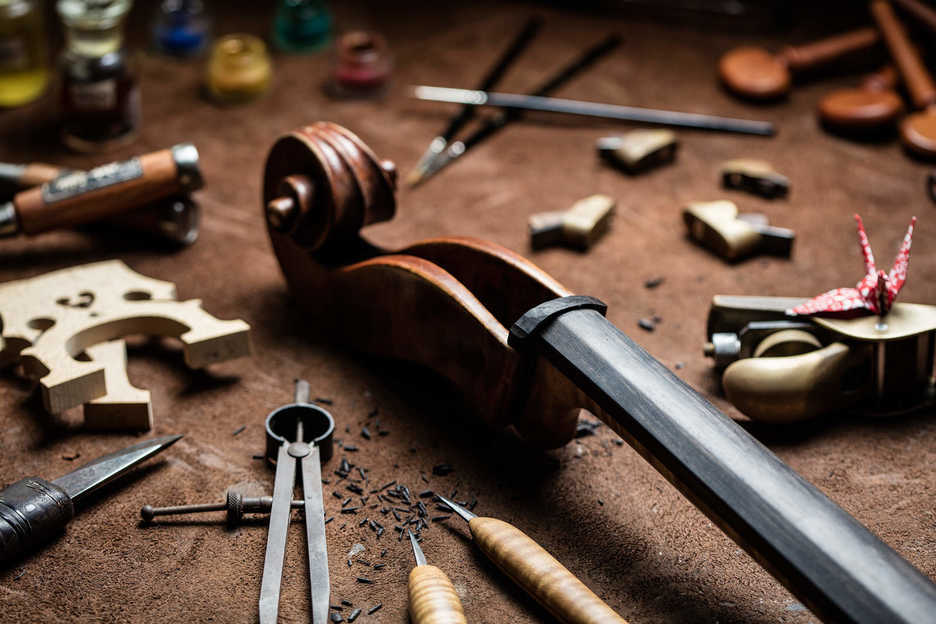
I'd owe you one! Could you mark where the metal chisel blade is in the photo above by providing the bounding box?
[259,442,296,624]
[300,446,329,624]
[52,434,182,504]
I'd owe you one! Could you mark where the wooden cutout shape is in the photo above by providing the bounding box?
[0,260,251,427]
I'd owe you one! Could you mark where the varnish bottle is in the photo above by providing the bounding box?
[57,0,140,152]
[0,0,49,107]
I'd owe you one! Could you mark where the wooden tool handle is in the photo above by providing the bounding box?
[893,0,936,33]
[780,27,879,72]
[871,0,936,109]
[408,565,468,624]
[13,145,201,235]
[470,517,628,624]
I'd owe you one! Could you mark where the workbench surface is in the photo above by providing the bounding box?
[1,2,934,622]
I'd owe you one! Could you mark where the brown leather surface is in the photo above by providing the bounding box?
[1,3,934,623]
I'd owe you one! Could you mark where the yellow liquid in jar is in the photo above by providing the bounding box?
[0,65,47,106]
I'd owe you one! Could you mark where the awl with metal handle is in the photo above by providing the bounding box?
[260,380,334,623]
[0,434,182,562]
[437,495,627,624]
[0,144,203,238]
[408,530,468,624]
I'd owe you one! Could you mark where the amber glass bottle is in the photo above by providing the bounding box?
[58,0,139,152]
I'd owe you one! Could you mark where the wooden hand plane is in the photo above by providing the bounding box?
[705,295,936,422]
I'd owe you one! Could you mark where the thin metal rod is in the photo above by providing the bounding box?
[259,442,296,624]
[300,446,329,624]
[408,530,427,566]
[294,379,310,404]
[413,86,776,136]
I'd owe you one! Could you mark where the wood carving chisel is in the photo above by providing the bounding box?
[407,530,468,624]
[437,495,628,624]
[0,144,202,238]
[0,434,182,562]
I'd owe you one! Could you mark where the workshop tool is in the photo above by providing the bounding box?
[718,27,880,100]
[683,200,794,260]
[412,34,621,185]
[407,530,468,624]
[262,122,936,623]
[141,489,304,525]
[260,380,334,624]
[412,86,776,136]
[408,16,542,185]
[873,0,936,158]
[0,434,181,562]
[0,144,202,238]
[597,129,677,173]
[436,496,626,624]
[719,159,789,199]
[0,260,251,430]
[529,194,615,251]
[0,159,200,245]
[817,66,903,132]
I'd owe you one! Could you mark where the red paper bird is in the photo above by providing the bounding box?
[790,214,916,317]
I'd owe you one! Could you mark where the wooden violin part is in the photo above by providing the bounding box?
[264,122,936,624]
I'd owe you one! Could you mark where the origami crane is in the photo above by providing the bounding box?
[790,214,916,317]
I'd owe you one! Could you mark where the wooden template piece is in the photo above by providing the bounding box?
[0,260,251,427]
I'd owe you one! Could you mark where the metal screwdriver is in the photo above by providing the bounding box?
[0,435,182,562]
[407,530,468,624]
[436,495,628,624]
[141,490,304,526]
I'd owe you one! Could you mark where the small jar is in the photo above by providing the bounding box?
[152,0,210,57]
[331,31,391,98]
[0,0,49,107]
[204,34,271,104]
[272,0,331,53]
[57,0,140,152]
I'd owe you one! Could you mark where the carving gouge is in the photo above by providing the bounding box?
[408,530,468,624]
[0,144,202,238]
[0,434,182,562]
[437,495,628,624]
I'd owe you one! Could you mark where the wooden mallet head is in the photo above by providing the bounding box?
[818,66,904,131]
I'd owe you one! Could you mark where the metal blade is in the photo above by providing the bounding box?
[299,446,329,624]
[408,530,426,567]
[435,494,476,523]
[52,434,182,504]
[259,442,296,624]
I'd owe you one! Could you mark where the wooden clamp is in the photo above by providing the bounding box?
[0,260,251,430]
[683,200,794,261]
[529,194,615,250]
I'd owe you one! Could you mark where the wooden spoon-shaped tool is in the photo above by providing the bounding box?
[818,66,904,130]
[719,27,879,100]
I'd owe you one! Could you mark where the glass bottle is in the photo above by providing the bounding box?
[57,0,140,152]
[204,34,271,105]
[272,0,331,53]
[152,0,210,58]
[0,0,49,107]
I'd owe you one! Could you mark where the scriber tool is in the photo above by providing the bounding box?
[407,17,542,186]
[407,530,468,624]
[413,34,621,185]
[0,434,182,562]
[437,495,627,624]
[259,379,335,624]
[141,489,303,525]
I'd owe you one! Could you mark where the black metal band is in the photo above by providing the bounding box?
[508,295,607,350]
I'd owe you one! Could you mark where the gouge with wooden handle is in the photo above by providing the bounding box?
[408,530,468,624]
[437,495,627,624]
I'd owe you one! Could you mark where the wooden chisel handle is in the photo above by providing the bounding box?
[469,517,628,624]
[871,0,936,110]
[409,565,469,624]
[7,144,202,236]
